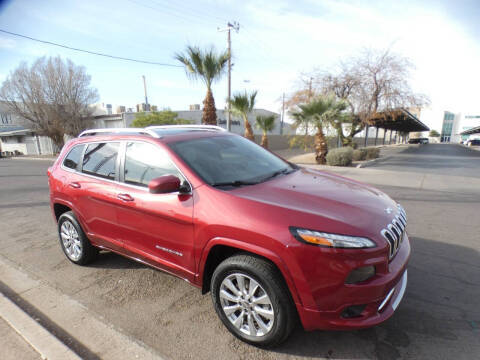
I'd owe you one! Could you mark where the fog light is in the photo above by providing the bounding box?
[341,304,366,318]
[345,266,375,284]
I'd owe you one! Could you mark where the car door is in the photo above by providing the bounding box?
[114,141,195,281]
[70,141,123,251]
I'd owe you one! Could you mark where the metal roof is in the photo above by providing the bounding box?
[460,125,480,135]
[367,109,430,132]
[0,126,31,136]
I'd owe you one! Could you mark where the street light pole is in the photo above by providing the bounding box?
[142,75,149,111]
[280,92,285,135]
[218,22,239,132]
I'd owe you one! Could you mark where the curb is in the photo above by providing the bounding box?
[356,155,392,168]
[8,157,57,161]
[0,256,163,360]
[0,292,81,360]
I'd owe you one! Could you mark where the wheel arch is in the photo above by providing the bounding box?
[198,237,302,307]
[53,202,72,221]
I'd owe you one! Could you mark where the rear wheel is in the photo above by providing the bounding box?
[211,254,296,347]
[58,211,98,265]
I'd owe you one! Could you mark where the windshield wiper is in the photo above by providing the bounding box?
[259,168,295,183]
[210,180,259,187]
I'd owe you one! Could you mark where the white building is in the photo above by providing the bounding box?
[91,107,290,136]
[440,111,480,143]
[0,103,289,156]
[0,102,57,155]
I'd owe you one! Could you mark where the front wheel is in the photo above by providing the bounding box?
[211,254,296,347]
[58,211,98,265]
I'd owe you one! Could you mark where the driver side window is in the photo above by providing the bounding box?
[124,142,183,187]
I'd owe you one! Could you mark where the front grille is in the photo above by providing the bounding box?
[381,204,407,259]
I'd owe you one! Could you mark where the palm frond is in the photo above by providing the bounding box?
[175,45,228,89]
[255,115,275,133]
[228,90,257,118]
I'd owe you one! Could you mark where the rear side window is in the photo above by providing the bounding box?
[82,142,119,180]
[124,142,183,187]
[63,144,84,170]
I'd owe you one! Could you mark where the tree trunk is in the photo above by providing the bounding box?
[314,127,328,164]
[244,115,255,141]
[342,136,354,148]
[202,88,217,125]
[49,131,65,152]
[260,132,268,148]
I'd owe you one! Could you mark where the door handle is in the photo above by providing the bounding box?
[117,193,134,202]
[69,182,81,189]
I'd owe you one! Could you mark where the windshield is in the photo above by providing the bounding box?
[169,135,296,188]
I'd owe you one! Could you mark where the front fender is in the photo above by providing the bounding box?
[196,236,303,307]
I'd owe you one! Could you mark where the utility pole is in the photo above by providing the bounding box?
[280,92,285,135]
[142,75,150,111]
[308,77,313,100]
[218,21,239,131]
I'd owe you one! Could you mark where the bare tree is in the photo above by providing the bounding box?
[301,48,429,147]
[0,56,99,150]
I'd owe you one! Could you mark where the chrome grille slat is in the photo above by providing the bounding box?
[392,218,404,233]
[381,204,407,259]
[396,215,406,228]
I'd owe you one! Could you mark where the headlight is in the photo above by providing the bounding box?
[290,227,376,248]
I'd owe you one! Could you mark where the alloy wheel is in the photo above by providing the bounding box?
[60,220,82,261]
[219,273,275,337]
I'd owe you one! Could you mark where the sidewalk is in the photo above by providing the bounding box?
[0,256,164,360]
[7,155,57,161]
[0,317,41,360]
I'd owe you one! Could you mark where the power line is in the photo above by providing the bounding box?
[0,29,182,67]
[149,0,227,23]
[125,0,214,27]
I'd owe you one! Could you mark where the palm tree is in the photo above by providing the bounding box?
[290,111,313,152]
[293,95,348,164]
[175,46,229,125]
[228,90,257,141]
[255,115,275,148]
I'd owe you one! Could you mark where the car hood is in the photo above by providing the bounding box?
[230,167,398,235]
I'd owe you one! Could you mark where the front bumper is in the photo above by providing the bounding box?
[292,233,410,331]
[297,269,408,330]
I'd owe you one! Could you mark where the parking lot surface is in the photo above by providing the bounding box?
[367,143,480,177]
[0,143,479,360]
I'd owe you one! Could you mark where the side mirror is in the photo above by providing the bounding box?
[148,175,181,194]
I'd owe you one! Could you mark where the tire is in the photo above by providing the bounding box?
[57,211,98,265]
[211,254,296,347]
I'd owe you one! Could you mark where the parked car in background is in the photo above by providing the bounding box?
[408,138,428,144]
[48,125,410,346]
[466,139,480,147]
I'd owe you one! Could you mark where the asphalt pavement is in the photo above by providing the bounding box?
[366,143,480,177]
[0,143,479,360]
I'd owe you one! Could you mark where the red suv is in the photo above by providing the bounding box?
[48,125,410,346]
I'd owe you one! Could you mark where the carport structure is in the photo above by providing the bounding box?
[364,108,430,146]
[460,125,480,136]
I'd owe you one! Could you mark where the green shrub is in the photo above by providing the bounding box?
[326,147,353,166]
[365,147,380,159]
[352,148,368,161]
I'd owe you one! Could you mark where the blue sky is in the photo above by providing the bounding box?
[0,0,479,131]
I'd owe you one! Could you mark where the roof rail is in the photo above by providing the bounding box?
[145,125,227,132]
[78,128,160,138]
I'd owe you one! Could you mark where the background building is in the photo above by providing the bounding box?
[441,111,480,142]
[0,102,57,155]
[1,102,289,156]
